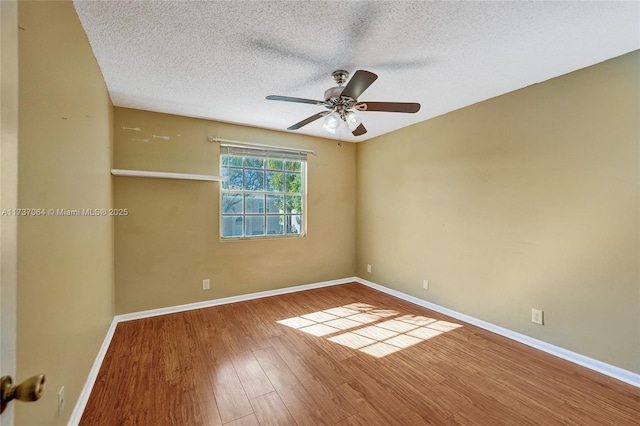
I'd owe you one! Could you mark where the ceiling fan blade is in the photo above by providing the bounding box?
[357,102,421,113]
[287,111,330,130]
[266,95,327,106]
[340,70,378,100]
[351,123,367,136]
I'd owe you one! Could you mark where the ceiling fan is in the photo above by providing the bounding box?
[266,70,421,137]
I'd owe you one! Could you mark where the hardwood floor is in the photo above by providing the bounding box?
[80,283,640,425]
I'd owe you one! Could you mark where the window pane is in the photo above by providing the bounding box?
[266,215,284,235]
[266,171,284,192]
[244,157,264,169]
[245,194,265,214]
[222,193,243,214]
[223,155,243,167]
[228,167,243,190]
[286,215,302,234]
[286,161,301,172]
[244,169,264,191]
[245,216,265,236]
[222,216,243,237]
[285,172,301,193]
[266,195,283,214]
[265,159,284,171]
[221,166,228,189]
[286,195,302,214]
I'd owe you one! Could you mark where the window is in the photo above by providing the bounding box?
[220,144,307,239]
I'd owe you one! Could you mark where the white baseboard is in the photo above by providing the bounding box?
[114,277,355,323]
[355,277,640,389]
[68,318,119,426]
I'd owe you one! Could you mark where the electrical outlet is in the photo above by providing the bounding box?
[422,279,429,290]
[366,264,372,273]
[58,386,65,416]
[531,308,544,325]
[202,279,210,290]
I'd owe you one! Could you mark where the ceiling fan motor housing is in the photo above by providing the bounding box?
[325,69,356,116]
[324,86,347,104]
[324,86,355,120]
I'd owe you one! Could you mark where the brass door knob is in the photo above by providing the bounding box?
[0,374,46,414]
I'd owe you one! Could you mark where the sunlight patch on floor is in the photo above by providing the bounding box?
[276,302,463,358]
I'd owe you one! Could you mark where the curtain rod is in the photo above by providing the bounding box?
[207,136,316,155]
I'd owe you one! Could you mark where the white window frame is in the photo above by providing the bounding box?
[219,143,309,240]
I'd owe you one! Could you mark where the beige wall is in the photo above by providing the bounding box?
[17,1,114,424]
[356,51,640,373]
[113,107,356,314]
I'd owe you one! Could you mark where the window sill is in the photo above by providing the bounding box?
[220,233,306,242]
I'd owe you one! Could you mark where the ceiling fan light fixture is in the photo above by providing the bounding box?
[345,111,361,131]
[323,111,341,133]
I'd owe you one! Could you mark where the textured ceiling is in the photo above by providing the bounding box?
[73,1,639,142]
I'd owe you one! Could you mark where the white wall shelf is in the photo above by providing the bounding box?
[111,169,225,182]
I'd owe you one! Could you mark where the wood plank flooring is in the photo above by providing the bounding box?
[80,283,640,425]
